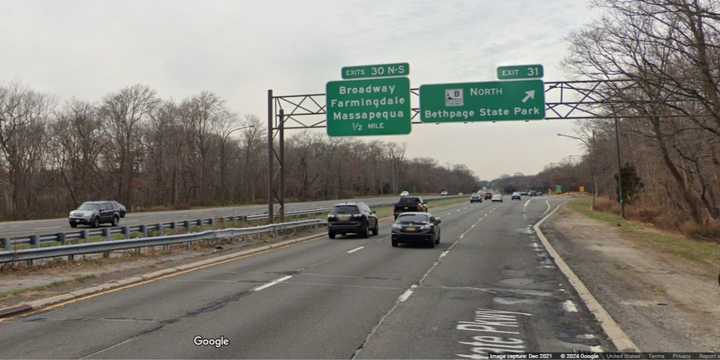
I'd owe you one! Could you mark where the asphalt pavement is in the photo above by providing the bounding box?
[0,196,613,358]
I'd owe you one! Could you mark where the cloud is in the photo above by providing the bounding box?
[0,0,602,179]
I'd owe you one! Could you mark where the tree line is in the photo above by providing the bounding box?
[495,0,720,233]
[0,84,479,220]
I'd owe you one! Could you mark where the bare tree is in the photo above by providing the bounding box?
[100,84,159,210]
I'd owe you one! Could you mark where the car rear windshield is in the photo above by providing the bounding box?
[396,213,430,223]
[398,197,421,204]
[78,203,100,210]
[332,205,359,214]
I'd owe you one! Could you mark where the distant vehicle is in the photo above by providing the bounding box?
[491,194,503,202]
[394,196,428,219]
[483,192,493,200]
[520,191,528,196]
[440,190,449,196]
[391,212,441,248]
[69,201,120,228]
[400,190,410,197]
[109,200,127,217]
[470,193,482,203]
[327,202,378,239]
[511,192,522,200]
[458,192,464,196]
[529,191,537,197]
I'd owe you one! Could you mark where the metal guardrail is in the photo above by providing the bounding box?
[0,195,464,251]
[0,208,329,251]
[0,219,325,264]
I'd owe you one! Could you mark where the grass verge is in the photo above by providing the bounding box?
[567,196,718,268]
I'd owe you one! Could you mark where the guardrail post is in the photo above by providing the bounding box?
[196,219,202,227]
[1,238,10,251]
[57,233,66,245]
[80,230,87,240]
[156,224,163,236]
[122,226,130,239]
[30,235,39,247]
[101,227,112,258]
[140,225,148,237]
[209,218,215,226]
[183,220,191,233]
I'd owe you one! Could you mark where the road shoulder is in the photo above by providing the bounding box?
[541,201,720,351]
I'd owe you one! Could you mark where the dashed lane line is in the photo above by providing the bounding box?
[253,275,293,292]
[347,246,365,254]
[398,286,416,303]
[562,300,579,313]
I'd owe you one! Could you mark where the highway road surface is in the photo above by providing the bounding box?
[0,196,612,358]
[0,195,451,239]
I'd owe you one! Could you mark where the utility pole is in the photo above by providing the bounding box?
[557,132,597,210]
[614,117,625,219]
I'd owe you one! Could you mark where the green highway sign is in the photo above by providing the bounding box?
[497,64,544,80]
[419,80,545,122]
[341,63,409,79]
[326,77,411,136]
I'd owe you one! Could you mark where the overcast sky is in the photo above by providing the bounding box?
[0,0,603,181]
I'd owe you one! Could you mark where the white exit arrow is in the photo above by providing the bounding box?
[521,90,535,103]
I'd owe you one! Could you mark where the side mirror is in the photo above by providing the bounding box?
[434,218,442,224]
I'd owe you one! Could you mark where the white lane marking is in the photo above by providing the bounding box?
[440,250,449,258]
[347,246,364,254]
[398,287,415,302]
[80,337,137,359]
[253,275,293,292]
[563,300,579,312]
[544,199,551,214]
[459,234,464,239]
[590,345,604,352]
[523,198,533,209]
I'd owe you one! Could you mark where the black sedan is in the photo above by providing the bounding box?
[391,212,441,248]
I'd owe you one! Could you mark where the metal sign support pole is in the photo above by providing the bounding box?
[267,89,274,223]
[279,109,285,222]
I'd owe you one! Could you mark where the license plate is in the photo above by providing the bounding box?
[405,227,416,232]
[338,215,351,221]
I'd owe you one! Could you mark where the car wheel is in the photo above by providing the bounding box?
[391,239,398,247]
[428,238,435,248]
[70,222,77,228]
[436,231,440,244]
[111,215,119,227]
[329,231,336,239]
[91,217,99,228]
[361,224,369,238]
[371,222,379,236]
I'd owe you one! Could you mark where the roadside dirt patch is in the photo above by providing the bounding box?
[543,206,720,351]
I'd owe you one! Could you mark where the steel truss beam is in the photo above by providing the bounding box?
[265,78,662,221]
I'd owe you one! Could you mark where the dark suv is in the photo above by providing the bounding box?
[327,202,379,239]
[393,196,428,219]
[68,201,121,228]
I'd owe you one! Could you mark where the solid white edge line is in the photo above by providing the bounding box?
[398,288,414,302]
[439,250,449,258]
[253,275,293,292]
[534,202,639,352]
[347,246,365,254]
